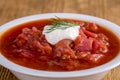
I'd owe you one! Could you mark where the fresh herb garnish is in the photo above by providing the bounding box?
[46,16,79,33]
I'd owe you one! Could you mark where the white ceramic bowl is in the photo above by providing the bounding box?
[0,13,120,80]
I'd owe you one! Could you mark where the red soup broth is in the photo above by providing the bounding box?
[0,19,120,71]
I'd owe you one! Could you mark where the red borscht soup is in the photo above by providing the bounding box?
[0,18,120,71]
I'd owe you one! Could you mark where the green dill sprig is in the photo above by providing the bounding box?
[45,16,79,33]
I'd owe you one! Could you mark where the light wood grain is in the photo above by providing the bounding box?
[0,0,120,80]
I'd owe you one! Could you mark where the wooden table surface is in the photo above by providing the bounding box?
[0,0,120,80]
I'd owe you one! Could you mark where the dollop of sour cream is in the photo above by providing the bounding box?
[42,25,80,45]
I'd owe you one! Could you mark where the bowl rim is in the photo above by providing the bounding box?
[0,13,120,78]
